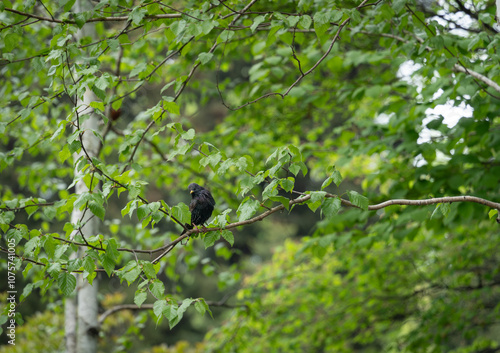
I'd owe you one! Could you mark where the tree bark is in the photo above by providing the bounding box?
[77,90,101,353]
[65,293,77,353]
[497,0,500,25]
[65,0,101,351]
[65,90,101,353]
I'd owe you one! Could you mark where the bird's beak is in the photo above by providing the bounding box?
[190,190,194,194]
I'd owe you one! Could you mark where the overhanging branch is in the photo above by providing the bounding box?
[4,8,181,24]
[3,192,500,270]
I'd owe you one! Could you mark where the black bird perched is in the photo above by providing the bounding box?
[181,183,215,234]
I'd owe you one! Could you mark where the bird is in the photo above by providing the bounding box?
[181,183,215,235]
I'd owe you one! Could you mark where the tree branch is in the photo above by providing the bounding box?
[4,8,180,24]
[217,15,351,110]
[98,298,245,324]
[452,0,497,33]
[1,201,55,211]
[406,4,500,100]
[453,64,500,93]
[0,246,107,273]
[363,195,500,213]
[358,24,500,96]
[5,190,499,267]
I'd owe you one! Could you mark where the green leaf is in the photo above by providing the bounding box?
[392,0,407,14]
[66,258,82,273]
[104,238,119,261]
[61,0,76,11]
[149,280,165,298]
[129,6,147,25]
[331,169,343,187]
[313,11,330,42]
[237,198,260,222]
[307,191,327,212]
[280,177,294,192]
[220,230,234,246]
[164,100,180,115]
[91,86,106,101]
[0,211,15,232]
[200,152,222,168]
[129,63,147,78]
[43,206,57,220]
[134,291,147,308]
[194,300,206,316]
[181,128,195,140]
[137,204,149,220]
[321,197,342,218]
[295,161,308,176]
[82,256,95,275]
[43,235,56,258]
[54,244,69,259]
[100,253,115,277]
[322,167,343,189]
[4,32,21,51]
[117,261,141,285]
[270,196,290,210]
[194,298,212,318]
[172,203,191,225]
[58,145,72,163]
[95,76,109,91]
[251,15,266,33]
[432,203,450,219]
[163,303,178,327]
[262,180,279,200]
[57,272,77,296]
[88,200,105,221]
[488,209,498,220]
[73,12,88,28]
[300,15,312,29]
[217,30,235,43]
[201,20,216,34]
[203,232,219,249]
[160,81,175,94]
[20,283,34,302]
[356,235,374,249]
[348,191,369,211]
[24,237,40,257]
[286,15,300,28]
[153,300,167,320]
[198,52,213,65]
[142,261,156,278]
[90,101,105,112]
[170,298,194,328]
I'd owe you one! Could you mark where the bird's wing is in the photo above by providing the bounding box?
[189,198,198,212]
[203,190,216,206]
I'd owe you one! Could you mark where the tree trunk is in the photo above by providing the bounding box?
[65,0,101,351]
[65,90,101,353]
[65,293,77,353]
[77,90,101,353]
[497,0,500,25]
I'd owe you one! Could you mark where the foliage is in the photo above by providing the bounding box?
[0,309,64,353]
[1,0,500,351]
[206,234,500,352]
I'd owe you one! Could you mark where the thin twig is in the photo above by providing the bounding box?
[216,16,350,110]
[4,7,180,24]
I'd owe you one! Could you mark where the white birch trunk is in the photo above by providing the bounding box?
[65,293,77,353]
[65,90,101,353]
[497,0,500,25]
[77,90,101,353]
[65,0,101,351]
